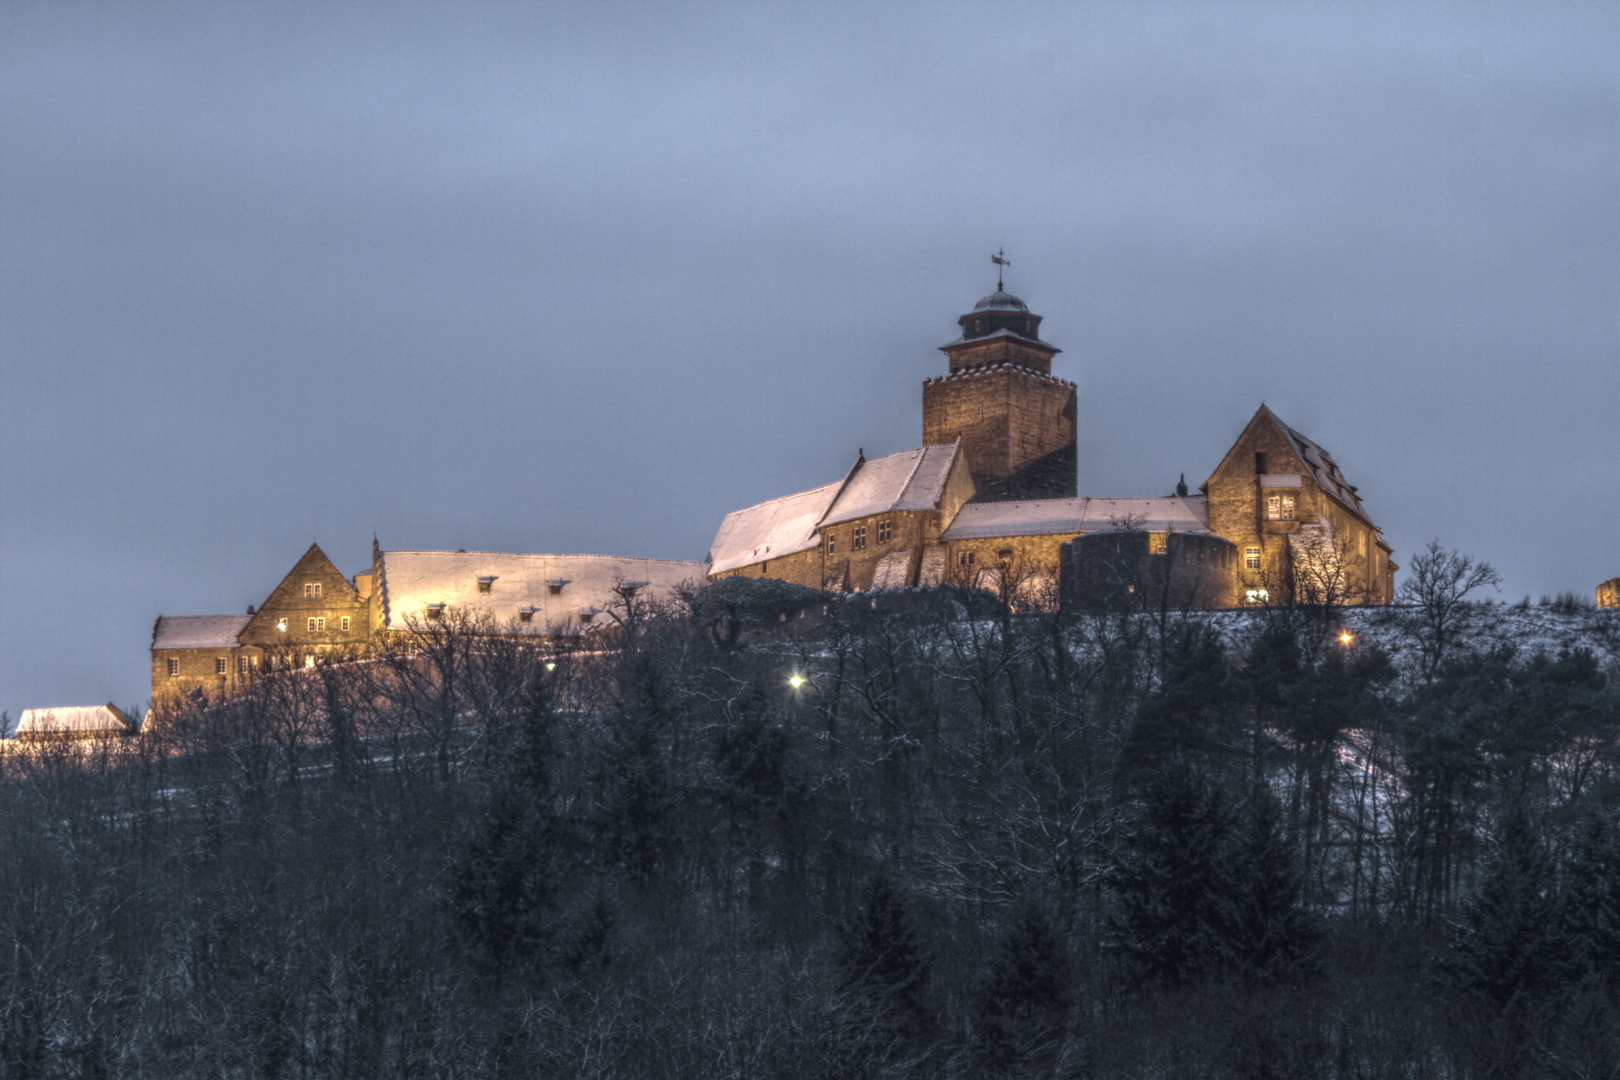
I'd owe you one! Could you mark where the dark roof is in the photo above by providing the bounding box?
[971,288,1028,312]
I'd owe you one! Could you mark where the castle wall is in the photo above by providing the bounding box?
[1060,530,1238,612]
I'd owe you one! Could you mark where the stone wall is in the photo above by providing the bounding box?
[923,365,1077,502]
[1060,530,1238,612]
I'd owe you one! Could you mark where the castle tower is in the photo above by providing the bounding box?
[922,285,1077,501]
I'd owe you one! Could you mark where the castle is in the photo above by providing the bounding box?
[150,275,1399,704]
[707,281,1399,607]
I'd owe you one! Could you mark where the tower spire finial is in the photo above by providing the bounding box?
[991,248,1009,289]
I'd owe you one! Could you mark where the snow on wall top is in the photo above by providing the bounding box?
[822,444,961,527]
[152,614,253,650]
[378,551,707,633]
[940,495,1209,541]
[15,705,135,736]
[708,481,843,575]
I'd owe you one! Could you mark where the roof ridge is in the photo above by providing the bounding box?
[382,549,706,565]
[892,447,929,508]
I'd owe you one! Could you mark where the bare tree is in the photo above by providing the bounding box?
[1398,541,1502,679]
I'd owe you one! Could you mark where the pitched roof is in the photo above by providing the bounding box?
[15,704,136,737]
[708,444,965,574]
[152,614,253,650]
[708,481,843,575]
[1275,418,1377,526]
[377,550,707,633]
[939,495,1209,541]
[822,444,962,527]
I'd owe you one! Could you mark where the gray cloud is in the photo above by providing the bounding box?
[2,1,1615,714]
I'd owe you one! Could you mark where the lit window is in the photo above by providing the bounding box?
[339,616,350,632]
[215,658,227,675]
[877,520,893,544]
[238,656,250,674]
[304,655,316,669]
[304,583,322,598]
[1245,546,1262,570]
[1149,533,1168,555]
[826,533,836,555]
[1266,495,1296,521]
[167,658,179,677]
[1245,588,1270,604]
[959,551,975,566]
[307,617,325,632]
[852,526,867,551]
[277,618,288,632]
[477,577,494,593]
[998,549,1013,562]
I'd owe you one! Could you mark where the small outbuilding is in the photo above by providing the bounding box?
[1598,578,1620,608]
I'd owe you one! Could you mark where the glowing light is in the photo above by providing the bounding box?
[1339,631,1354,645]
[545,662,556,672]
[788,674,806,689]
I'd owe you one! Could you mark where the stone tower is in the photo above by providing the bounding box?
[922,286,1077,501]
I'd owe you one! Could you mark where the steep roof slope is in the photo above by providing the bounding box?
[708,481,844,575]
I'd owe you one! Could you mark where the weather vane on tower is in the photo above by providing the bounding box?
[991,248,1010,289]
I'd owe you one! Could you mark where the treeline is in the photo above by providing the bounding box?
[0,551,1616,1078]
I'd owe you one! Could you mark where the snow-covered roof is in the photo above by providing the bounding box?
[15,705,135,737]
[1278,420,1376,527]
[822,444,961,527]
[377,551,707,633]
[941,498,1085,540]
[708,481,843,575]
[152,614,252,650]
[939,326,1054,351]
[1078,496,1210,533]
[940,495,1209,541]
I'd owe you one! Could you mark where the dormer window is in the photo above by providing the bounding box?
[425,603,445,621]
[519,607,535,624]
[547,580,568,595]
[477,576,496,593]
[578,607,597,623]
[618,581,647,597]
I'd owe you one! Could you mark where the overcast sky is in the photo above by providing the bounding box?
[1,1,1615,716]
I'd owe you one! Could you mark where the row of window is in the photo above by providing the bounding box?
[273,616,351,632]
[167,654,316,677]
[827,520,896,556]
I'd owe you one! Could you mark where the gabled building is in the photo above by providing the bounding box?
[13,703,138,741]
[151,541,706,702]
[708,281,1398,606]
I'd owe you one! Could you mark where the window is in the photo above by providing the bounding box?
[1254,452,1267,474]
[877,520,893,544]
[425,604,444,620]
[304,655,316,669]
[477,577,494,593]
[1245,546,1262,570]
[519,609,534,623]
[997,549,1013,562]
[339,616,350,632]
[959,551,975,566]
[547,580,567,594]
[215,657,227,675]
[1245,588,1270,604]
[304,583,322,598]
[167,658,179,677]
[852,526,867,550]
[1149,533,1168,555]
[826,533,836,555]
[1266,495,1295,521]
[238,656,250,674]
[277,617,288,632]
[307,617,325,632]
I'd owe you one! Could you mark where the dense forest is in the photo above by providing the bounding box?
[2,547,1617,1079]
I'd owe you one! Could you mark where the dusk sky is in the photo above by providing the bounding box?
[2,2,1615,718]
